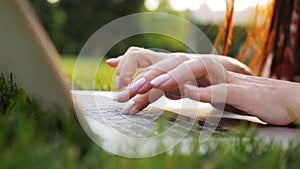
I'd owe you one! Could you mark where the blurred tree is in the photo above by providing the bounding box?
[29,0,144,55]
[29,0,245,57]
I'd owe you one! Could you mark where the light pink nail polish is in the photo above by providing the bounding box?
[115,76,121,89]
[150,74,171,87]
[106,58,118,64]
[121,100,136,114]
[113,91,123,101]
[184,84,199,92]
[129,77,146,92]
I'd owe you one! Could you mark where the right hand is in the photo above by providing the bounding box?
[106,47,252,114]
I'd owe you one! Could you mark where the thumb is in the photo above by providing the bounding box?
[105,58,120,67]
[184,84,231,104]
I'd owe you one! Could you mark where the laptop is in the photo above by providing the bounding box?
[1,0,297,158]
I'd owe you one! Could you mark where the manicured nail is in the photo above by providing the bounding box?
[184,84,199,92]
[121,100,136,114]
[129,77,146,92]
[115,76,121,89]
[113,91,123,101]
[150,74,171,87]
[106,58,118,64]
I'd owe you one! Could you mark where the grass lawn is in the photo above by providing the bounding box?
[59,55,115,91]
[0,55,300,169]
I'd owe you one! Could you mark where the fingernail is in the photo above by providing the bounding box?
[106,58,118,64]
[184,84,199,92]
[150,74,171,87]
[121,100,136,114]
[113,91,123,101]
[115,76,121,89]
[129,77,146,92]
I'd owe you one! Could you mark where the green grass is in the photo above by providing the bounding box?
[1,56,300,169]
[59,55,115,90]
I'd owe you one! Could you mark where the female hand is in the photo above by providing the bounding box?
[114,53,300,125]
[106,47,251,114]
[106,46,252,89]
[106,46,187,89]
[185,71,300,125]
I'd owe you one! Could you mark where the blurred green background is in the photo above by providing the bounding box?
[29,0,250,57]
[2,1,300,169]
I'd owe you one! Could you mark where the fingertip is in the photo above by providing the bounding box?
[121,100,141,115]
[121,100,136,115]
[113,91,123,101]
[106,58,119,67]
[113,89,136,103]
[127,107,140,115]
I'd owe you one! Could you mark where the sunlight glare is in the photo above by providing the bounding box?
[206,0,258,12]
[169,0,205,11]
[144,0,160,11]
[47,0,59,4]
[169,0,271,12]
[205,0,226,11]
[256,0,270,7]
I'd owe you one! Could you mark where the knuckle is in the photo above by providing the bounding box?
[128,46,142,51]
[125,50,143,60]
[126,47,144,56]
[173,53,190,62]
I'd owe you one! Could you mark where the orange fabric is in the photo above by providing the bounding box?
[213,0,300,82]
[213,0,235,55]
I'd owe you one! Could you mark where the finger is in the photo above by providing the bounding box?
[115,61,182,103]
[127,55,190,94]
[118,58,138,87]
[184,84,221,103]
[105,56,124,89]
[114,67,166,103]
[113,89,136,103]
[113,71,149,102]
[113,72,149,102]
[115,47,161,89]
[150,57,226,92]
[121,89,164,115]
[183,83,245,106]
[105,58,120,67]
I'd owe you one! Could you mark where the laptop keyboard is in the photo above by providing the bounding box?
[72,91,230,138]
